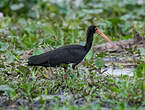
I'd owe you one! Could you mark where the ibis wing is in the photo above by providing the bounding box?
[48,45,86,65]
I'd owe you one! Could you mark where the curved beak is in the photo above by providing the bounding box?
[96,29,114,47]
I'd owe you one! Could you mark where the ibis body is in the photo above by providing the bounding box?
[28,26,113,69]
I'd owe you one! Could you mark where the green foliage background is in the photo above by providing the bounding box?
[0,0,145,109]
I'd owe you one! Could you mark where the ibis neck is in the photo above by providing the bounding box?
[84,31,94,52]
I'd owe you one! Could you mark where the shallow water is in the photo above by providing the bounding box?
[102,67,135,76]
[101,57,136,76]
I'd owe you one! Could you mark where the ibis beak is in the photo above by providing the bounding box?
[96,29,114,47]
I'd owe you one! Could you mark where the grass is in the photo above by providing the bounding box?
[0,0,145,109]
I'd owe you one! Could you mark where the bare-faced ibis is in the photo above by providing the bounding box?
[28,25,113,69]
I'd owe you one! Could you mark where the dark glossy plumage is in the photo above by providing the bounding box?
[28,26,97,69]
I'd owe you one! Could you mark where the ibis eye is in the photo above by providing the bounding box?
[95,27,98,30]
